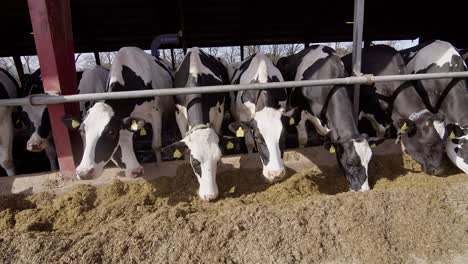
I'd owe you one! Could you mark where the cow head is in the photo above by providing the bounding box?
[229,107,298,182]
[19,71,52,152]
[62,102,145,179]
[396,112,446,175]
[162,125,238,201]
[324,135,384,192]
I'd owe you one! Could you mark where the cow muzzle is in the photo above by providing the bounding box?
[126,166,144,178]
[263,169,286,183]
[76,168,96,180]
[27,141,47,152]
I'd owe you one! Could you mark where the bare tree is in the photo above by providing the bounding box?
[245,45,261,57]
[220,46,240,63]
[22,56,39,73]
[263,45,284,63]
[282,44,303,56]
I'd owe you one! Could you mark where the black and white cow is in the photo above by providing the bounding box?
[277,45,384,191]
[229,53,296,182]
[401,40,468,174]
[19,66,108,171]
[63,47,174,179]
[342,45,447,175]
[162,47,233,201]
[0,69,18,176]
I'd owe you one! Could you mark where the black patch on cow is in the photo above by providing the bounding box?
[106,65,155,119]
[112,146,126,169]
[232,55,255,84]
[190,154,202,177]
[37,109,51,138]
[94,117,122,163]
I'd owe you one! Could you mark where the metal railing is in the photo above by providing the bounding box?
[0,71,467,107]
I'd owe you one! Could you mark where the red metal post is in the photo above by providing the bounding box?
[28,0,79,179]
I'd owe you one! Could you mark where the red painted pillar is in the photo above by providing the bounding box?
[28,0,79,179]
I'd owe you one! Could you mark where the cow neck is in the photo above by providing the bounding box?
[414,78,462,114]
[374,81,427,121]
[325,88,360,141]
[186,96,205,127]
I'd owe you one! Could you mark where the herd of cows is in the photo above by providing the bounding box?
[0,39,467,201]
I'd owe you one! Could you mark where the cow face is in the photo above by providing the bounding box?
[163,128,237,201]
[21,105,51,152]
[62,102,145,179]
[397,113,446,175]
[324,135,384,192]
[229,107,298,182]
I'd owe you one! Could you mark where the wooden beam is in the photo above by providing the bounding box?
[28,0,79,179]
[93,51,101,65]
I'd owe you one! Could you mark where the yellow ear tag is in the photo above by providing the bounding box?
[289,117,295,125]
[16,119,20,125]
[71,119,80,129]
[226,141,234,150]
[140,127,147,136]
[236,127,244,137]
[400,122,408,133]
[371,143,376,148]
[131,120,138,131]
[173,149,183,159]
[450,131,456,139]
[329,145,336,153]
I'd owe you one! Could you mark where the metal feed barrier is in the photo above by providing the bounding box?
[0,71,467,107]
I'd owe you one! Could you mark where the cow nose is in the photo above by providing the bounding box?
[430,167,444,176]
[264,169,286,182]
[28,142,45,152]
[76,168,95,180]
[129,167,144,178]
[200,193,218,202]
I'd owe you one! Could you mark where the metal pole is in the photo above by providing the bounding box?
[240,45,244,61]
[305,42,310,48]
[171,48,176,70]
[2,71,468,107]
[351,0,365,119]
[93,51,101,65]
[28,0,79,178]
[13,56,26,87]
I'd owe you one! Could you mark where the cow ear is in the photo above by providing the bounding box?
[62,115,82,130]
[122,117,145,133]
[282,107,300,126]
[228,121,252,138]
[219,135,240,154]
[368,137,385,148]
[445,123,465,141]
[396,119,416,136]
[161,141,189,160]
[323,141,339,154]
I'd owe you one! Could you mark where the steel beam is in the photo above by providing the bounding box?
[93,51,101,65]
[351,0,365,119]
[28,0,79,179]
[240,45,244,61]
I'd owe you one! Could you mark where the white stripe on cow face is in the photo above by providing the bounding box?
[23,105,49,152]
[352,139,372,192]
[433,120,446,140]
[77,102,117,179]
[183,128,222,201]
[254,107,286,181]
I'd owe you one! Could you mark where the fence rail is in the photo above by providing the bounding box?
[1,71,467,107]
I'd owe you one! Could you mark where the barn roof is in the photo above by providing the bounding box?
[1,0,467,56]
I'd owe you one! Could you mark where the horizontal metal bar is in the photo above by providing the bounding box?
[1,71,468,107]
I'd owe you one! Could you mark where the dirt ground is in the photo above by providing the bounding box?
[0,153,467,264]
